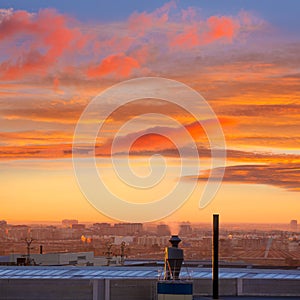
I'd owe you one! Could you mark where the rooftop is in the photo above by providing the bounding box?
[0,265,299,280]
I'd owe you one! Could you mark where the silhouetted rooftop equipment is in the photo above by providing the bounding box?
[164,235,184,280]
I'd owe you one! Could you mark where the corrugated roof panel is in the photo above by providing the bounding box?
[221,272,240,278]
[193,272,211,278]
[0,269,11,275]
[219,272,230,278]
[0,266,299,280]
[3,270,20,275]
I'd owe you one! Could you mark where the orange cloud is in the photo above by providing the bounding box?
[0,143,72,160]
[131,134,177,152]
[191,163,300,192]
[0,130,73,146]
[2,99,85,124]
[87,53,140,78]
[96,118,225,156]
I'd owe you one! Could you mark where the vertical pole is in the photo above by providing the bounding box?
[104,279,110,300]
[213,214,219,299]
[93,280,98,300]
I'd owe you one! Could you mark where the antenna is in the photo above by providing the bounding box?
[120,241,126,265]
[105,242,112,266]
[24,237,34,265]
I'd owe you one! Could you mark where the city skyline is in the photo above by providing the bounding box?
[1,1,300,224]
[1,218,300,268]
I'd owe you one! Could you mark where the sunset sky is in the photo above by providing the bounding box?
[1,1,299,224]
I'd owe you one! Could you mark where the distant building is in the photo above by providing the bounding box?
[9,225,30,240]
[157,224,171,236]
[114,223,143,235]
[62,219,78,228]
[290,220,298,232]
[288,240,299,252]
[0,220,7,227]
[8,251,94,266]
[72,223,85,230]
[92,223,112,235]
[137,236,169,247]
[179,223,192,236]
[113,236,134,245]
[2,251,124,267]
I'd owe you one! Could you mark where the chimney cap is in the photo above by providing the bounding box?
[169,235,181,248]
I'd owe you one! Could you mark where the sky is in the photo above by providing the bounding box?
[0,1,300,224]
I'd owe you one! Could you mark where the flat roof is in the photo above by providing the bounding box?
[0,266,299,280]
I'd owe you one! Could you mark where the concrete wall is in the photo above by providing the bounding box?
[193,278,237,296]
[242,279,300,297]
[193,278,300,297]
[0,279,93,300]
[110,279,156,300]
[1,278,300,299]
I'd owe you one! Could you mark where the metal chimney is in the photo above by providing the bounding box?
[164,235,184,280]
[158,235,193,300]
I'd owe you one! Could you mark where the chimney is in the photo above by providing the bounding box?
[164,235,184,280]
[158,235,193,299]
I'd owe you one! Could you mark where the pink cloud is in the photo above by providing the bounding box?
[0,4,264,81]
[181,7,197,22]
[0,8,87,80]
[170,15,241,49]
[204,16,240,43]
[128,0,176,36]
[87,53,140,78]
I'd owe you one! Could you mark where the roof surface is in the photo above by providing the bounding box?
[0,266,300,280]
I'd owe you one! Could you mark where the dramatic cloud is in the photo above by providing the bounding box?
[1,98,86,124]
[96,118,216,156]
[170,15,240,49]
[0,130,73,146]
[87,53,140,78]
[128,0,176,36]
[222,104,300,117]
[0,2,299,169]
[0,8,87,80]
[0,4,263,81]
[189,164,300,192]
[0,144,72,160]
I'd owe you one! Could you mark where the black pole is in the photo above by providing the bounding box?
[213,214,219,299]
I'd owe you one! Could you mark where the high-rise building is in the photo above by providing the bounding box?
[179,223,192,236]
[0,220,7,227]
[62,219,78,228]
[92,223,112,235]
[157,224,171,236]
[290,220,298,232]
[114,223,143,235]
[72,223,86,230]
